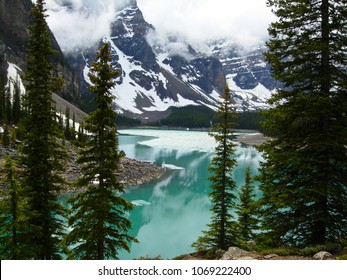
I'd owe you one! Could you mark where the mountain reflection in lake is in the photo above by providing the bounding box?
[118,129,262,259]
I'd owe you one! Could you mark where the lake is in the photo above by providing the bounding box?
[118,129,263,259]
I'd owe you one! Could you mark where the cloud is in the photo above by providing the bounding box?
[44,0,132,52]
[43,0,275,53]
[146,30,197,60]
[137,0,275,50]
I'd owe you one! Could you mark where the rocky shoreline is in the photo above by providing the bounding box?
[1,130,269,194]
[235,132,270,146]
[60,155,168,195]
[0,144,168,195]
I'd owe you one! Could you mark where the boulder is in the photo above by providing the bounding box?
[264,254,279,260]
[313,251,333,260]
[220,247,259,260]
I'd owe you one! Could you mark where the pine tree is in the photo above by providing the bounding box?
[65,42,137,260]
[236,167,258,243]
[2,124,10,146]
[15,120,25,141]
[12,79,21,124]
[58,109,63,131]
[71,112,76,140]
[0,157,32,259]
[0,80,5,125]
[258,0,347,246]
[64,106,70,140]
[20,0,66,259]
[77,120,86,143]
[193,85,239,251]
[5,88,11,124]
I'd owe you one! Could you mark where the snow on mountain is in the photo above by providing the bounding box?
[6,62,26,98]
[104,36,200,114]
[73,1,225,120]
[6,61,85,132]
[227,74,272,111]
[72,1,278,119]
[209,39,280,111]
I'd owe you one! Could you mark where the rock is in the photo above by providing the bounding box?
[313,251,333,260]
[246,240,257,251]
[118,157,167,187]
[220,247,259,260]
[0,142,168,195]
[215,249,226,258]
[181,254,200,260]
[173,253,200,260]
[264,254,279,260]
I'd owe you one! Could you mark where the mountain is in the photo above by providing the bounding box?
[65,0,278,120]
[0,0,81,106]
[210,40,281,111]
[1,0,278,122]
[67,0,228,121]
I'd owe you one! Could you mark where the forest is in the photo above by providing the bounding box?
[0,0,346,260]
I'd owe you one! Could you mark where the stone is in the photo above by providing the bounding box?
[215,249,226,258]
[246,240,257,251]
[220,247,259,260]
[181,254,200,260]
[313,251,333,260]
[264,254,279,260]
[0,142,168,195]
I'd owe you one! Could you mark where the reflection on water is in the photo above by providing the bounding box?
[118,129,263,259]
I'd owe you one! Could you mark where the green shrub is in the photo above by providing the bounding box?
[337,255,347,260]
[300,243,341,256]
[300,245,326,256]
[258,247,299,256]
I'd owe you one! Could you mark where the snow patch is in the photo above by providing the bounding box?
[162,164,184,170]
[132,200,151,207]
[227,74,273,111]
[6,62,25,98]
[120,129,217,153]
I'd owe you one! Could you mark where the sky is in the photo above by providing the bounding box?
[41,0,275,52]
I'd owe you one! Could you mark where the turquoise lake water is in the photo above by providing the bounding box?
[117,129,263,259]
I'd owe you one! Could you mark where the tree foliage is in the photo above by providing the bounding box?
[0,77,23,128]
[65,42,137,260]
[258,0,347,246]
[20,0,66,259]
[236,167,259,242]
[0,157,32,259]
[160,105,215,128]
[193,85,239,251]
[0,80,6,125]
[64,106,71,139]
[1,124,10,146]
[12,79,22,124]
